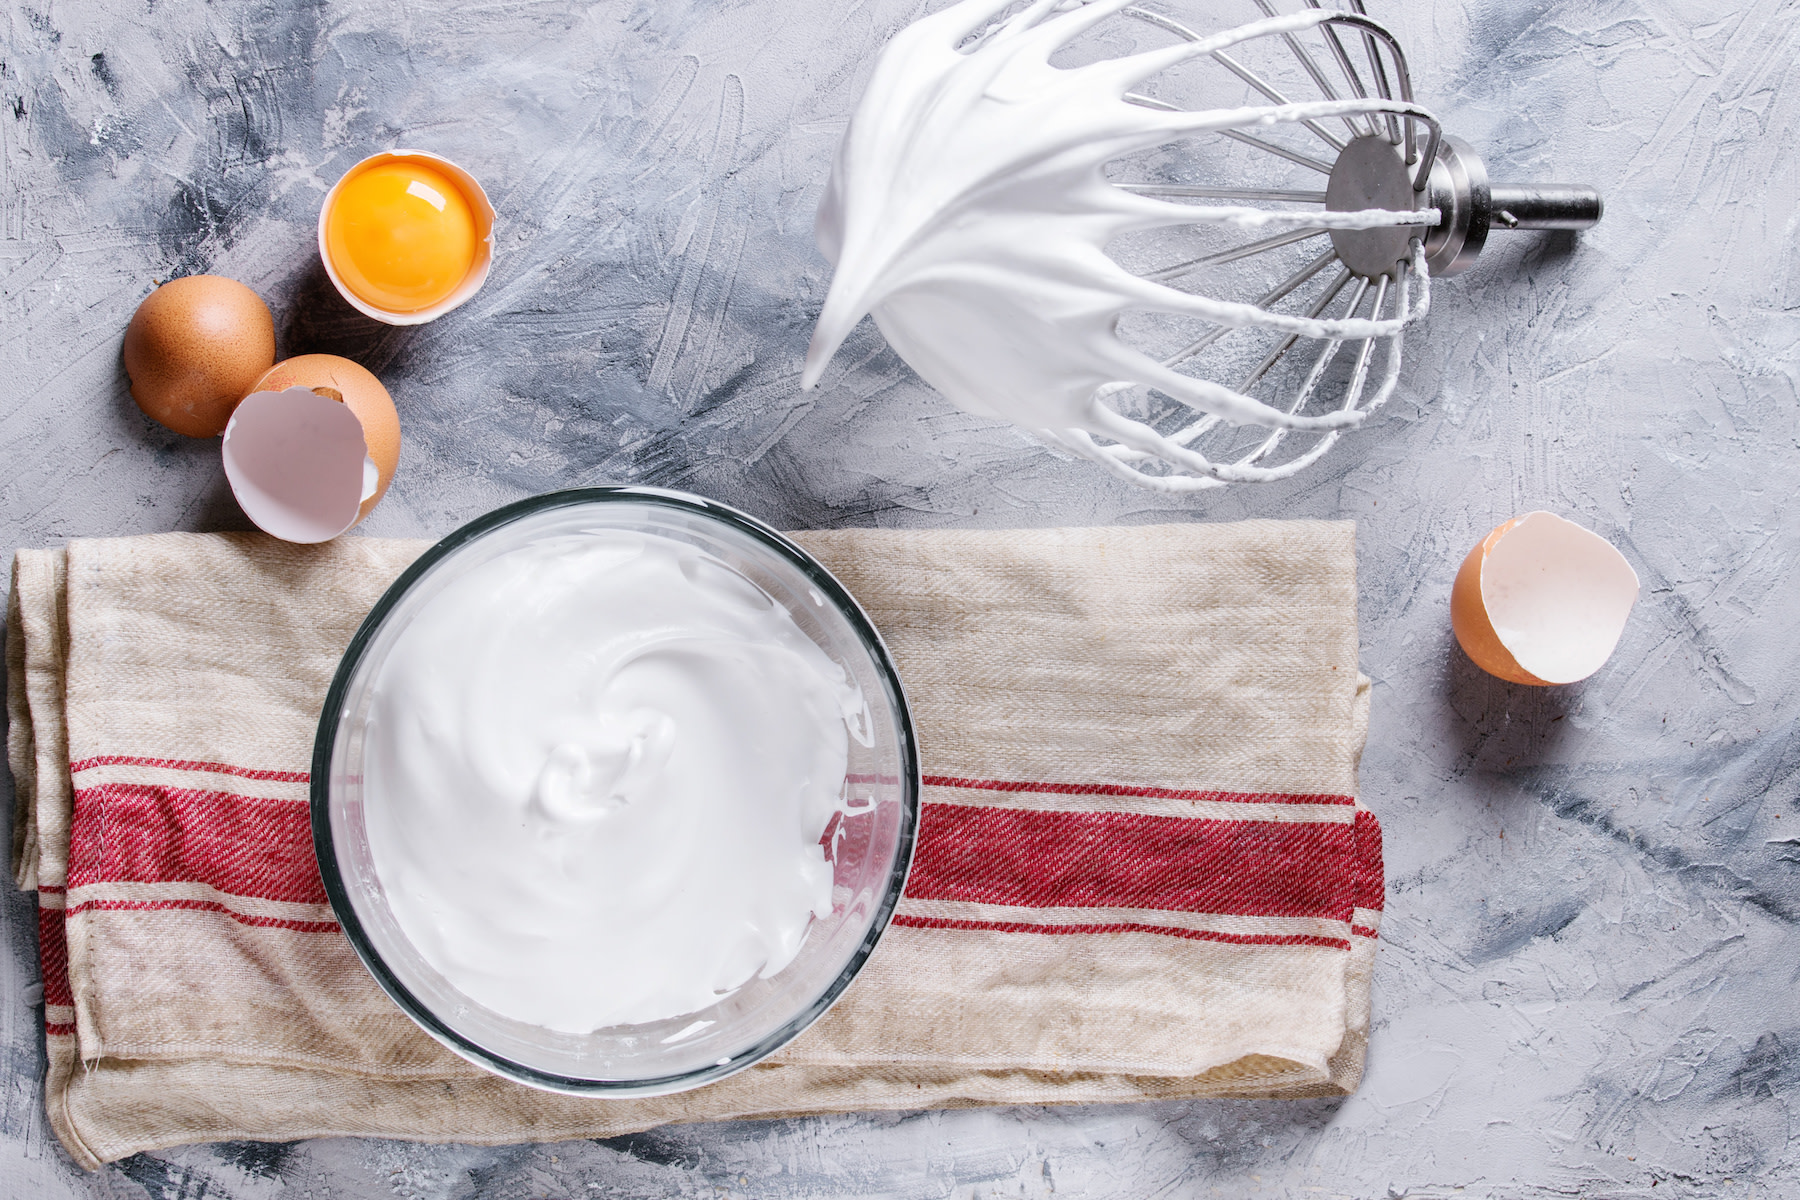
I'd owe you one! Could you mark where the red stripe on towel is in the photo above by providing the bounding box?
[923,776,1354,806]
[68,782,327,904]
[38,904,72,1009]
[1352,808,1385,913]
[905,804,1357,920]
[59,761,1382,936]
[70,755,310,784]
[892,913,1349,949]
[65,898,337,934]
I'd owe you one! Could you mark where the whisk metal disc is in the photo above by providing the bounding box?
[1326,135,1420,279]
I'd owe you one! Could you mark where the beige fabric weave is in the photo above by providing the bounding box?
[6,524,1380,1169]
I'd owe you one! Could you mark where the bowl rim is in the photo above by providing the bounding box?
[309,485,921,1096]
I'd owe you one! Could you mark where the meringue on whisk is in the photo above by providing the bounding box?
[804,0,1598,493]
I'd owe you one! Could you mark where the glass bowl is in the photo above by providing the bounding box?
[311,486,919,1095]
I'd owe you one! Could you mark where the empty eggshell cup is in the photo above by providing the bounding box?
[318,149,495,326]
[221,355,401,543]
[1451,511,1640,686]
[223,388,376,543]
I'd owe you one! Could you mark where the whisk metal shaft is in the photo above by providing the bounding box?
[1488,184,1605,230]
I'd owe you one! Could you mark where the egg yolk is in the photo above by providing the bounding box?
[325,162,478,313]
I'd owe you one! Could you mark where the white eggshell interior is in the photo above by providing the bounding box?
[222,388,371,544]
[1480,511,1640,685]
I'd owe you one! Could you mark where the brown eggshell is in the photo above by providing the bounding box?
[123,275,276,437]
[249,355,400,524]
[1450,517,1551,686]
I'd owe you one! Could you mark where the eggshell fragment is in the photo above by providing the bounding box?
[1451,511,1639,686]
[247,355,399,525]
[222,388,370,544]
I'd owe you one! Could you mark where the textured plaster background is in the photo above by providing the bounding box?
[3,0,1799,1196]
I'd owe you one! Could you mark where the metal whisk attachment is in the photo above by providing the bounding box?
[802,0,1605,493]
[1097,0,1602,490]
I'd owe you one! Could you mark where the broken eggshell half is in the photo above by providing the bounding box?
[246,354,400,525]
[222,387,381,544]
[1451,511,1640,686]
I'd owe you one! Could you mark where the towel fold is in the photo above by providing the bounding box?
[6,521,1381,1170]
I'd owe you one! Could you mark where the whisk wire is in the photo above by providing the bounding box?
[1340,273,1389,414]
[1346,4,1402,142]
[1252,0,1371,139]
[1168,262,1355,447]
[1218,128,1335,174]
[1147,226,1328,281]
[1307,0,1378,117]
[1122,8,1349,152]
[1240,273,1366,394]
[1120,184,1327,202]
[1161,247,1338,368]
[1078,248,1425,492]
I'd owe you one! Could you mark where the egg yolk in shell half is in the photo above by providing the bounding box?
[326,161,478,313]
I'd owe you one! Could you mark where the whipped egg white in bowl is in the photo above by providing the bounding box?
[312,487,918,1094]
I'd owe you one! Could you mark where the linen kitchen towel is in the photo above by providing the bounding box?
[7,523,1381,1169]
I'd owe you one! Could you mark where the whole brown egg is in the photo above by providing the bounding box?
[123,275,277,437]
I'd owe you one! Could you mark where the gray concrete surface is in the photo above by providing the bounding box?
[4,0,1799,1195]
